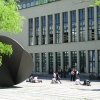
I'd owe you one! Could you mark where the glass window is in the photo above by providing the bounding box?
[79,51,86,73]
[79,9,85,42]
[41,16,46,44]
[55,52,61,71]
[48,15,53,44]
[42,53,46,72]
[71,10,77,42]
[88,50,95,73]
[97,7,100,40]
[71,51,77,68]
[35,53,40,72]
[35,17,39,45]
[62,12,68,43]
[63,51,69,70]
[48,52,53,74]
[98,50,100,74]
[28,18,33,46]
[88,7,95,41]
[55,13,60,43]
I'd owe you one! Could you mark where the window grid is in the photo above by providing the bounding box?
[71,10,77,42]
[79,9,85,42]
[88,7,95,41]
[35,53,40,72]
[55,13,60,43]
[63,12,68,43]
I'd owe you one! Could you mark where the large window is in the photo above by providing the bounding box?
[48,52,53,74]
[55,13,60,43]
[28,18,33,46]
[41,16,46,44]
[71,10,77,42]
[42,53,46,72]
[62,12,68,43]
[48,15,53,44]
[79,51,86,73]
[79,9,85,42]
[71,51,77,68]
[63,51,69,70]
[35,17,39,45]
[98,50,100,74]
[88,7,95,41]
[88,50,95,73]
[97,7,100,40]
[35,53,40,72]
[55,52,61,71]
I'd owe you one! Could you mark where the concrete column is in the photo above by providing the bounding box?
[95,50,98,75]
[76,10,79,42]
[53,14,55,44]
[94,7,97,40]
[86,50,89,73]
[85,7,88,41]
[39,17,42,45]
[46,52,49,74]
[68,11,71,42]
[39,53,42,73]
[46,15,49,44]
[61,52,63,70]
[77,51,80,71]
[60,12,63,43]
[53,52,56,72]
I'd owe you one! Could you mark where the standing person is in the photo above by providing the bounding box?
[73,68,77,81]
[56,72,62,84]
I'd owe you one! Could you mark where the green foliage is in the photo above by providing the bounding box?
[0,42,13,65]
[93,0,100,6]
[0,0,24,66]
[0,0,24,34]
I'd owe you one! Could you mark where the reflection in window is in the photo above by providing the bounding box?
[71,10,77,42]
[63,52,69,70]
[48,52,53,74]
[63,12,68,43]
[28,18,33,46]
[97,7,100,40]
[35,17,39,45]
[88,50,95,73]
[71,51,77,68]
[79,51,86,73]
[42,53,46,72]
[41,16,46,44]
[48,15,53,44]
[55,13,60,43]
[55,52,61,71]
[79,9,85,42]
[88,7,95,41]
[35,53,40,72]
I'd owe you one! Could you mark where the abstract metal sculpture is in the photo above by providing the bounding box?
[0,36,33,87]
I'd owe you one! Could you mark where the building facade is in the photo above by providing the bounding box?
[12,0,100,76]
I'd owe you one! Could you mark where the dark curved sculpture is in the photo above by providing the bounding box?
[0,35,33,87]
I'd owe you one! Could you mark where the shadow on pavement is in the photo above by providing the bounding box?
[0,86,22,89]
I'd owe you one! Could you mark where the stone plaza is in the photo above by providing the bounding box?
[0,78,100,100]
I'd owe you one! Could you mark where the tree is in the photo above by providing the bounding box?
[93,0,100,6]
[0,0,24,65]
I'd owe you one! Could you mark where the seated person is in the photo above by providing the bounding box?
[32,76,42,83]
[75,77,81,85]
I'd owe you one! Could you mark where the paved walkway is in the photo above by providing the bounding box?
[0,79,100,100]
